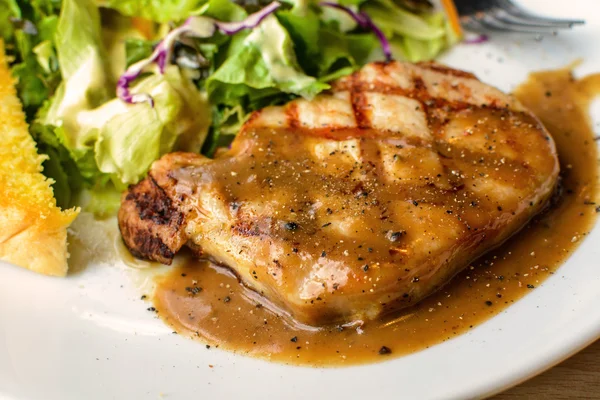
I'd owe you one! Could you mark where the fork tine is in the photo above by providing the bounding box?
[455,0,585,34]
[495,0,585,28]
[491,9,580,32]
[479,14,564,34]
[494,9,580,29]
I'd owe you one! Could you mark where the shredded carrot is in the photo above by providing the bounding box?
[131,17,154,39]
[441,0,463,38]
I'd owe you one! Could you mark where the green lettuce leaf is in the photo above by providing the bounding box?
[319,1,360,33]
[338,0,368,5]
[389,11,459,62]
[363,0,445,41]
[34,0,212,215]
[43,0,111,143]
[32,39,57,74]
[85,185,123,219]
[318,26,377,80]
[80,66,211,185]
[276,3,377,81]
[101,9,153,81]
[29,123,85,209]
[96,0,205,23]
[362,0,455,62]
[1,0,62,119]
[185,0,247,77]
[196,0,246,21]
[206,15,328,107]
[0,0,21,43]
[276,8,321,75]
[204,15,329,145]
[55,0,107,82]
[124,37,155,68]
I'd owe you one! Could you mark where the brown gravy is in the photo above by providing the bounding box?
[153,68,599,366]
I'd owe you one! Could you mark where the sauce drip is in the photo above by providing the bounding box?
[153,68,599,366]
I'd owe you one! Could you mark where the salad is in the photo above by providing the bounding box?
[1,0,461,216]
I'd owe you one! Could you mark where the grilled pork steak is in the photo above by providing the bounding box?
[119,61,559,326]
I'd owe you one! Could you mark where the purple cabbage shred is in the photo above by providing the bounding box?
[320,2,392,62]
[463,34,489,44]
[216,2,280,35]
[117,1,281,105]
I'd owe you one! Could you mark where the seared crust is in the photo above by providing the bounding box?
[118,177,186,264]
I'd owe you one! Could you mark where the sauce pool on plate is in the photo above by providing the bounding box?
[153,68,599,366]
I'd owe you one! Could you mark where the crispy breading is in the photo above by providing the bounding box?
[0,41,79,277]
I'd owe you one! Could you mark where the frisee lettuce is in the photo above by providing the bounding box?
[2,0,62,119]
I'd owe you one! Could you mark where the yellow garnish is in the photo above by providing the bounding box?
[131,17,155,39]
[441,0,463,38]
[0,40,79,277]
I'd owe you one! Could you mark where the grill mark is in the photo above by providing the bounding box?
[370,61,388,75]
[358,137,387,183]
[349,72,372,129]
[285,102,299,128]
[333,68,514,118]
[340,81,509,115]
[331,62,516,124]
[434,140,540,217]
[416,61,477,79]
[118,59,558,311]
[325,80,507,143]
[436,153,465,190]
[425,99,474,135]
[413,76,427,95]
[416,66,469,208]
[245,109,262,127]
[240,62,539,216]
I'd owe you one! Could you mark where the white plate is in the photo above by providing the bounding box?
[1,1,599,399]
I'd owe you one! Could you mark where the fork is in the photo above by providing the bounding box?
[452,0,585,34]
